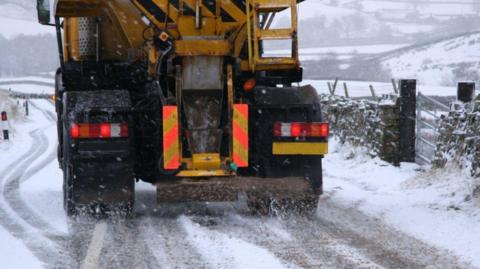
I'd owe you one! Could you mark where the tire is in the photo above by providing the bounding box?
[63,164,77,217]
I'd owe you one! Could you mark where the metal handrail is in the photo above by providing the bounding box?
[418,92,450,111]
[417,136,436,149]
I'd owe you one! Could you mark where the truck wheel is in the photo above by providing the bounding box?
[63,165,77,217]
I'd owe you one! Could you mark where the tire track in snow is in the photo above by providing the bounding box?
[0,102,71,268]
[97,219,162,269]
[2,101,65,241]
[278,216,386,269]
[8,100,162,269]
[189,214,316,269]
[189,214,386,269]
[307,196,474,269]
[180,215,291,269]
[3,126,61,239]
[141,216,207,269]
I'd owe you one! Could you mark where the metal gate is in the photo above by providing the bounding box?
[415,92,450,164]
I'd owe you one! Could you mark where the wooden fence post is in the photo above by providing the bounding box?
[399,79,417,163]
[343,82,349,98]
[457,82,475,103]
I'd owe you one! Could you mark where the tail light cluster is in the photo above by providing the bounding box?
[70,123,128,139]
[274,122,329,138]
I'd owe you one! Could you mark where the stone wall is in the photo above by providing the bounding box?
[320,94,401,165]
[433,101,480,177]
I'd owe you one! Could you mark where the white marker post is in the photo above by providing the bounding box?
[1,111,8,141]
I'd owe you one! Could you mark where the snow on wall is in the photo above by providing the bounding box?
[433,100,480,180]
[320,94,401,165]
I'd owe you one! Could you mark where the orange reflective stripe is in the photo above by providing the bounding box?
[165,153,180,170]
[235,103,248,118]
[233,153,248,167]
[163,106,180,170]
[163,124,179,148]
[233,122,248,148]
[233,104,249,167]
[163,105,176,119]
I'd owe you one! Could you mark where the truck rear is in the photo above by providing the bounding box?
[37,0,328,216]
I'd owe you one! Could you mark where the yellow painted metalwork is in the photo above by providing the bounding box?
[247,0,300,71]
[272,142,328,155]
[55,0,302,72]
[227,65,234,158]
[177,170,234,177]
[55,0,101,17]
[102,1,146,49]
[61,1,146,62]
[246,0,254,72]
[64,17,80,61]
[148,45,159,76]
[174,40,231,56]
[192,153,221,170]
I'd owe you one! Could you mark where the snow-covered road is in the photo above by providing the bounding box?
[0,96,474,269]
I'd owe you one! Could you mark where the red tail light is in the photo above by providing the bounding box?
[70,123,128,139]
[70,123,80,138]
[100,123,111,138]
[1,111,7,121]
[273,122,329,138]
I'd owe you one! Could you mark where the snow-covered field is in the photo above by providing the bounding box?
[382,32,480,86]
[0,76,55,95]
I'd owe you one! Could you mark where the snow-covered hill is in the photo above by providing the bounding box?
[326,0,477,20]
[382,32,480,86]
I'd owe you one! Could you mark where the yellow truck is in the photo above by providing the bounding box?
[37,0,328,216]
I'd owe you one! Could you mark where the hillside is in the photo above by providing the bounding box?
[382,32,480,86]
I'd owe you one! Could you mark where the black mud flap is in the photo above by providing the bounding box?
[246,85,325,194]
[71,161,134,206]
[62,90,135,216]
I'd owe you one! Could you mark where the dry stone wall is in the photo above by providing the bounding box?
[433,101,480,177]
[320,94,401,165]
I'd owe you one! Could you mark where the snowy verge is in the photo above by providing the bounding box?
[324,139,480,267]
[0,98,46,268]
[0,225,43,268]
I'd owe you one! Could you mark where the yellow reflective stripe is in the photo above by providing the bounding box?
[177,169,233,177]
[163,111,178,132]
[272,142,329,155]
